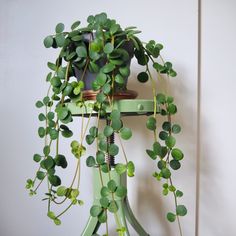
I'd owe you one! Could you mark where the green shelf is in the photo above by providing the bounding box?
[67,99,155,117]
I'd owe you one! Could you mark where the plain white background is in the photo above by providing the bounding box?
[0,0,235,235]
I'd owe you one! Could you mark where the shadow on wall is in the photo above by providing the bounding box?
[121,66,196,235]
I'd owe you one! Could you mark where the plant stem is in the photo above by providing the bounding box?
[118,135,128,164]
[56,202,74,219]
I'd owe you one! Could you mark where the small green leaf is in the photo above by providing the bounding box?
[57,186,67,196]
[35,100,44,108]
[55,34,65,47]
[156,93,166,104]
[170,160,181,170]
[161,168,171,179]
[115,163,127,175]
[57,107,69,120]
[159,131,168,140]
[167,104,177,114]
[47,62,57,71]
[115,186,127,198]
[176,190,183,197]
[96,151,105,165]
[127,161,135,177]
[146,149,157,160]
[108,200,118,213]
[102,63,115,73]
[119,66,130,77]
[76,46,87,58]
[104,43,114,54]
[61,129,73,138]
[98,210,107,223]
[162,122,171,132]
[165,136,176,148]
[36,171,45,180]
[171,148,184,160]
[55,23,65,34]
[104,126,114,137]
[33,154,41,162]
[48,175,61,186]
[137,72,149,83]
[71,21,81,30]
[107,179,117,192]
[101,186,110,197]
[96,73,107,86]
[100,197,109,208]
[43,96,50,105]
[146,117,156,130]
[53,218,61,225]
[96,93,106,103]
[167,212,176,222]
[172,124,181,134]
[47,211,56,219]
[115,74,124,85]
[120,127,132,140]
[43,145,50,156]
[108,144,119,156]
[90,205,102,217]
[86,156,96,167]
[111,118,122,131]
[44,36,53,48]
[49,129,59,140]
[176,205,187,216]
[54,154,67,168]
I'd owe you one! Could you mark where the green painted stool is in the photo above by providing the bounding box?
[68,99,154,235]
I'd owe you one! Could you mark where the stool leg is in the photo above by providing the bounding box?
[124,197,150,236]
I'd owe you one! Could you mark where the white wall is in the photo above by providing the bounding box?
[0,0,234,235]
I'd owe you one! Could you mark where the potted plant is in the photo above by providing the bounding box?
[26,12,187,236]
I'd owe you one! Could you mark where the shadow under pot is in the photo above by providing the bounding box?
[73,33,135,97]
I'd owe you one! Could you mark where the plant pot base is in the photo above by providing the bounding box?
[82,90,138,100]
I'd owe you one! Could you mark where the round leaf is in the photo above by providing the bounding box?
[108,200,118,213]
[171,148,184,160]
[115,186,127,198]
[100,197,109,208]
[44,36,53,48]
[167,212,176,222]
[86,156,96,167]
[55,23,64,34]
[104,43,114,54]
[146,117,156,130]
[120,127,132,140]
[107,179,117,192]
[104,126,114,137]
[137,72,149,83]
[176,205,187,216]
[165,136,176,148]
[115,163,126,175]
[108,144,119,156]
[170,160,181,170]
[172,124,181,134]
[90,205,102,217]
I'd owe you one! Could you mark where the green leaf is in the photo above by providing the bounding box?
[170,160,181,170]
[71,20,81,30]
[43,145,50,156]
[120,127,132,140]
[137,72,149,83]
[159,131,168,140]
[108,144,119,156]
[47,112,55,120]
[104,43,114,54]
[165,136,176,148]
[51,76,61,87]
[108,200,118,213]
[38,127,45,138]
[57,107,69,120]
[47,62,57,71]
[153,142,161,155]
[102,83,111,94]
[110,109,121,120]
[48,175,61,187]
[44,36,53,48]
[47,211,56,219]
[162,122,171,132]
[36,171,45,180]
[156,93,166,104]
[86,134,95,145]
[115,74,124,85]
[43,156,54,170]
[98,210,107,223]
[96,151,105,165]
[101,186,110,197]
[56,186,67,196]
[61,129,73,138]
[55,34,65,47]
[71,189,79,198]
[55,23,65,33]
[96,93,106,103]
[76,46,87,58]
[161,168,171,179]
[90,205,102,217]
[172,124,181,134]
[176,190,183,197]
[176,205,187,216]
[49,129,59,140]
[102,63,115,73]
[171,148,184,160]
[96,73,107,86]
[127,161,135,177]
[115,186,127,198]
[104,126,114,137]
[111,118,122,131]
[63,84,73,96]
[43,96,50,105]
[98,140,107,151]
[54,154,67,168]
[33,154,41,162]
[35,100,44,108]
[107,179,117,192]
[146,117,156,130]
[101,163,109,173]
[100,197,109,208]
[167,104,177,114]
[167,212,176,222]
[157,160,166,170]
[146,149,157,160]
[119,66,130,77]
[86,156,96,167]
[53,218,61,225]
[38,113,46,122]
[115,163,127,175]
